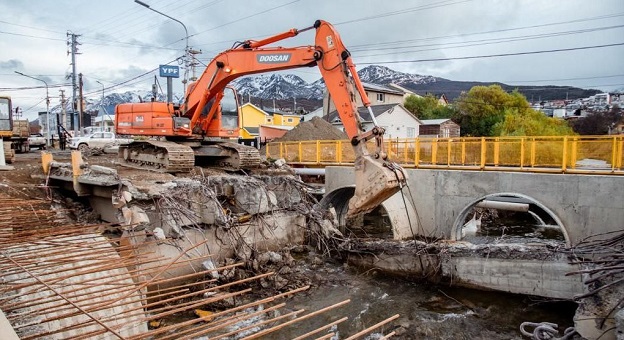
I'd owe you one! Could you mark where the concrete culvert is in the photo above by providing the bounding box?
[453,193,569,245]
[319,186,419,240]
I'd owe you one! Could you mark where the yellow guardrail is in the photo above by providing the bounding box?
[266,135,624,174]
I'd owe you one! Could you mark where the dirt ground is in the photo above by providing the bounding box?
[0,151,57,199]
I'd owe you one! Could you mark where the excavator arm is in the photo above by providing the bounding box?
[182,20,406,217]
[119,20,406,217]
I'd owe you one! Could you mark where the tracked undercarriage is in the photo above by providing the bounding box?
[118,140,261,173]
[3,141,15,164]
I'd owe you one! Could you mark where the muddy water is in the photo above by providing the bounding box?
[273,264,577,339]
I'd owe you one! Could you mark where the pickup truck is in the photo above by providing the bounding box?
[27,133,46,150]
[68,132,133,152]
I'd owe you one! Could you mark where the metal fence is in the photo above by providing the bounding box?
[266,135,624,174]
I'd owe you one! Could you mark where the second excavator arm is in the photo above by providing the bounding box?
[185,20,407,217]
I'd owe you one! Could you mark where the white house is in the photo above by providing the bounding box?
[327,103,422,139]
[322,82,406,116]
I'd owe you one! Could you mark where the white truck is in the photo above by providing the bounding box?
[68,132,133,153]
[27,133,46,150]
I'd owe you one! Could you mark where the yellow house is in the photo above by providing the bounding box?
[270,112,301,126]
[239,103,272,138]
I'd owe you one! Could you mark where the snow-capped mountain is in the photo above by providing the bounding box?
[49,91,184,116]
[356,65,439,86]
[230,65,438,101]
[231,74,323,101]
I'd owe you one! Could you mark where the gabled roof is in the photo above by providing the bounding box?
[326,103,397,123]
[420,119,454,125]
[260,124,295,131]
[241,103,270,115]
[327,103,421,124]
[243,127,259,134]
[362,82,404,95]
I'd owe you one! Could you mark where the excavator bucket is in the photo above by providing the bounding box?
[347,154,407,217]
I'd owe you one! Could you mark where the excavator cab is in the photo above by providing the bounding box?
[200,87,240,138]
[0,96,12,138]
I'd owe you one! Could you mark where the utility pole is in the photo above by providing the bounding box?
[78,73,84,131]
[67,32,81,134]
[59,89,66,138]
[59,89,66,130]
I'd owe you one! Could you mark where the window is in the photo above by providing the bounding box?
[407,127,415,138]
[287,118,293,123]
[376,93,385,102]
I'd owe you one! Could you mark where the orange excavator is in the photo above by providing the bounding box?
[115,20,406,216]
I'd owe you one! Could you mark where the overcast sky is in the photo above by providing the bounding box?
[1,0,623,120]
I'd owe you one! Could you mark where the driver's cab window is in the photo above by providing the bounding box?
[0,98,10,120]
[221,88,240,129]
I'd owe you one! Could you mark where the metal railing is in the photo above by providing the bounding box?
[266,135,624,175]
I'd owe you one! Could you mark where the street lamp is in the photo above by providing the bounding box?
[134,0,190,93]
[15,71,50,147]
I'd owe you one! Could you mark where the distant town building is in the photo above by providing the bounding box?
[419,119,460,138]
[327,103,422,139]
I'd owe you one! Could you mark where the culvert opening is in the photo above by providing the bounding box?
[455,193,567,245]
[318,186,394,239]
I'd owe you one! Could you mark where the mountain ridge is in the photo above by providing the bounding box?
[50,65,602,116]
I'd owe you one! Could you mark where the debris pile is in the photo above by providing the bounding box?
[272,116,348,142]
[563,230,624,339]
[0,196,398,339]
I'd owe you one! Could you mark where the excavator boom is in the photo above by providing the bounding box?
[115,20,407,217]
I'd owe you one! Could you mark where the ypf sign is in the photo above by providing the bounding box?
[159,65,180,78]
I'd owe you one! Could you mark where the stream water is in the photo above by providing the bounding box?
[273,263,577,339]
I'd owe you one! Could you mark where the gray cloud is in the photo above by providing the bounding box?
[0,59,24,71]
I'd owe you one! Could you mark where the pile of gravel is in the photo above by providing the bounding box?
[273,117,347,142]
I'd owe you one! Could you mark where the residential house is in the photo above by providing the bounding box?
[322,82,405,116]
[437,94,449,106]
[239,103,272,138]
[387,83,421,101]
[259,125,294,141]
[327,103,422,139]
[268,111,302,126]
[419,119,460,138]
[303,107,323,121]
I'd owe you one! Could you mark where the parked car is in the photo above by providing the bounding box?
[27,133,46,150]
[68,132,133,152]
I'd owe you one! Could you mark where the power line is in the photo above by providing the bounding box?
[351,24,624,55]
[0,84,70,91]
[187,0,301,39]
[0,19,66,34]
[361,42,624,64]
[0,30,65,41]
[335,0,474,26]
[502,74,624,84]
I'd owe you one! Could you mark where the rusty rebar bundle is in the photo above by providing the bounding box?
[564,230,624,300]
[0,197,399,339]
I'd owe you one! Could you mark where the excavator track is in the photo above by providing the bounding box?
[118,140,195,173]
[3,142,14,164]
[193,142,262,170]
[216,142,262,170]
[118,140,261,173]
